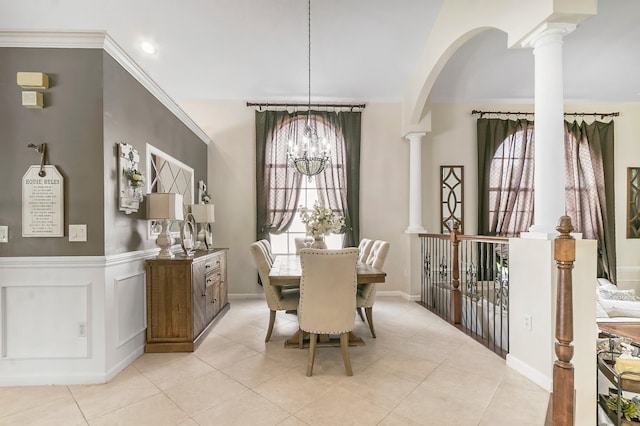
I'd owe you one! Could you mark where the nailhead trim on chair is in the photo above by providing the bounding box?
[298,248,358,334]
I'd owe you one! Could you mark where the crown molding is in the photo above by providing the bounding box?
[0,30,211,145]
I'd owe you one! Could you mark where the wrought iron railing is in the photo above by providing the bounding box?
[419,225,510,357]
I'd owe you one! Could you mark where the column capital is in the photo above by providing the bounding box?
[520,22,577,49]
[404,131,426,142]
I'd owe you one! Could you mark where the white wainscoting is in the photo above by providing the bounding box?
[2,283,89,359]
[114,271,146,349]
[0,251,153,385]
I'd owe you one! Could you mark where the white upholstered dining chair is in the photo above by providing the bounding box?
[256,239,275,265]
[357,238,374,263]
[298,248,359,376]
[294,237,309,255]
[357,240,390,338]
[250,240,300,342]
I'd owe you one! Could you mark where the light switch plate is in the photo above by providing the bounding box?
[69,224,87,242]
[0,226,7,243]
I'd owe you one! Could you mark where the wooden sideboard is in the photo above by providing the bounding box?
[145,249,229,352]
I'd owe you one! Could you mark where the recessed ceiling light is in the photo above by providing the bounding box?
[140,41,157,55]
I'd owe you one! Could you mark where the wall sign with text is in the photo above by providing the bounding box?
[22,165,64,237]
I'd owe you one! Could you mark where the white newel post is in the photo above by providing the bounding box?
[522,23,576,236]
[405,132,426,233]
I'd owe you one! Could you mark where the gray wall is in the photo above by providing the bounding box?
[102,53,207,255]
[0,47,208,257]
[0,47,105,256]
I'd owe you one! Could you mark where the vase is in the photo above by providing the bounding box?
[310,236,327,249]
[127,185,144,202]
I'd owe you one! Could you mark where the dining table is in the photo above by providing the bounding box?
[268,254,386,349]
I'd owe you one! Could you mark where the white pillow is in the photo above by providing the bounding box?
[599,299,640,318]
[596,301,609,318]
[597,288,636,301]
[597,277,615,288]
[600,283,618,291]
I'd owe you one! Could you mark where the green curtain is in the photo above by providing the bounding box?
[565,120,616,282]
[255,110,302,241]
[255,110,269,241]
[340,111,361,247]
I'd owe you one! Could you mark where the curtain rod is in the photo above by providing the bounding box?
[471,109,619,119]
[246,102,366,110]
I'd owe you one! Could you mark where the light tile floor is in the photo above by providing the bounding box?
[0,297,550,425]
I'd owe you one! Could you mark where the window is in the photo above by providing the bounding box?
[486,123,605,240]
[478,117,616,280]
[488,129,535,237]
[256,109,361,251]
[269,176,344,254]
[268,114,344,254]
[564,131,600,240]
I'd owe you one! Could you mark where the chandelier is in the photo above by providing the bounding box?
[287,0,330,178]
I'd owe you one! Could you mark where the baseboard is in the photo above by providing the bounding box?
[105,344,145,383]
[376,290,418,301]
[229,293,266,300]
[506,353,552,392]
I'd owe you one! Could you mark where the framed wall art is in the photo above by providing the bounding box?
[628,167,640,238]
[440,165,464,234]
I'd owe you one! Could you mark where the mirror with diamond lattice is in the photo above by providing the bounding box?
[146,144,194,236]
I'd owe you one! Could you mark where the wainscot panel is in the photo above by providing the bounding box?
[0,251,155,385]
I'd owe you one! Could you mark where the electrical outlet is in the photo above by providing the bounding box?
[524,315,533,331]
[0,226,7,243]
[78,322,87,337]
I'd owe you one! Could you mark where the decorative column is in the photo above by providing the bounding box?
[405,132,426,233]
[522,23,576,236]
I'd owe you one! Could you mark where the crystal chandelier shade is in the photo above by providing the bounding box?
[287,0,330,178]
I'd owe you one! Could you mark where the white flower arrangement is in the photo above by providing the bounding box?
[299,202,344,238]
[125,168,145,187]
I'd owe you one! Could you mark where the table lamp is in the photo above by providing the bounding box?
[190,204,215,250]
[147,192,184,259]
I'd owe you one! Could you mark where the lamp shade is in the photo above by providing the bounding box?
[147,193,184,220]
[190,204,215,223]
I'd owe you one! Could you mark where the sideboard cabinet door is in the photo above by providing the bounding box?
[145,249,229,352]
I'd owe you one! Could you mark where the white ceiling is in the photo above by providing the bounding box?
[2,0,639,104]
[431,0,640,103]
